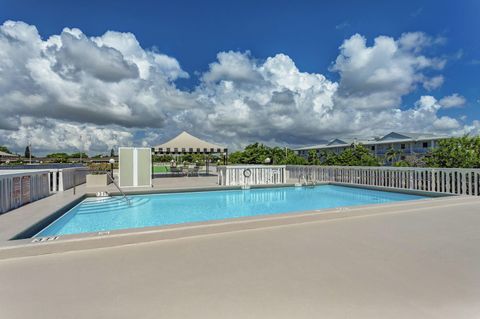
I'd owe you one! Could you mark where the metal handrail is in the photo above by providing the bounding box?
[106,171,131,205]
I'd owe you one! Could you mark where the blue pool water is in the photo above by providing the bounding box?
[36,185,426,237]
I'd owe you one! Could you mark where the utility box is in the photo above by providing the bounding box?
[118,147,152,187]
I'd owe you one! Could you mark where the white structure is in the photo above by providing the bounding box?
[0,170,50,214]
[0,151,18,158]
[48,167,88,192]
[295,132,449,160]
[218,165,287,186]
[154,131,227,155]
[119,147,152,187]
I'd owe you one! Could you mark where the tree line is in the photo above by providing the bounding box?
[2,136,480,168]
[227,136,480,168]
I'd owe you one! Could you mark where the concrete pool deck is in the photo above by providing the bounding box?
[0,193,479,318]
[0,175,221,242]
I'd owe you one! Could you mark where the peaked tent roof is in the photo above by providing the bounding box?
[154,131,227,153]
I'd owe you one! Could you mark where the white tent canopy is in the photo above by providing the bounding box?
[154,131,227,154]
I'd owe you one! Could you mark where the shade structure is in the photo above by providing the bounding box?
[154,131,227,155]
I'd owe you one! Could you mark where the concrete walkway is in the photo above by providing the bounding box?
[1,196,479,318]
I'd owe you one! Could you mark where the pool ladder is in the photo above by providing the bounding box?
[107,172,131,205]
[299,173,317,187]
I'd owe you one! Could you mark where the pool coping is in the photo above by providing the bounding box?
[7,181,446,242]
[0,182,463,260]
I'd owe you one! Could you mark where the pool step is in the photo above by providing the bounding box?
[76,197,150,214]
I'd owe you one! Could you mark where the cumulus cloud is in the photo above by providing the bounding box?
[423,75,444,91]
[331,32,446,110]
[0,21,474,153]
[0,20,196,153]
[0,20,193,130]
[439,93,466,108]
[2,118,133,154]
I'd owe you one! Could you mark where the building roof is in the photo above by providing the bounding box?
[294,131,449,151]
[154,131,227,153]
[0,151,18,157]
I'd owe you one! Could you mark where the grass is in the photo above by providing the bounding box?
[153,165,170,173]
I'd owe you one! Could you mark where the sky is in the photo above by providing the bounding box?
[0,0,479,155]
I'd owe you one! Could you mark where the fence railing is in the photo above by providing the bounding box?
[286,165,480,196]
[0,167,89,214]
[0,170,50,214]
[217,165,287,186]
[46,167,89,192]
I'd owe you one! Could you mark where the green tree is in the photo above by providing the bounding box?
[307,149,321,165]
[318,150,338,165]
[152,154,174,163]
[426,136,480,168]
[110,148,115,157]
[334,145,380,166]
[275,148,307,165]
[228,143,306,165]
[393,160,409,167]
[24,146,31,158]
[70,152,89,158]
[0,146,12,154]
[384,147,403,164]
[46,152,69,158]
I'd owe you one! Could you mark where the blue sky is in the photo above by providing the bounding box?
[0,0,479,153]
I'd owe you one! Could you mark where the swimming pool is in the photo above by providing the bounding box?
[36,185,426,237]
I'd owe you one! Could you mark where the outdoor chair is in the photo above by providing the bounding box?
[170,167,183,176]
[187,166,200,177]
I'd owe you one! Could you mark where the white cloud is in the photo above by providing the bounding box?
[423,75,444,91]
[331,32,446,110]
[439,93,466,108]
[2,118,133,154]
[0,20,193,132]
[335,21,350,30]
[0,21,473,153]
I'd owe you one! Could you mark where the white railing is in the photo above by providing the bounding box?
[217,165,287,186]
[286,165,480,196]
[48,167,88,192]
[0,170,50,214]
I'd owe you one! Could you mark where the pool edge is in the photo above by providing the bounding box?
[0,194,471,260]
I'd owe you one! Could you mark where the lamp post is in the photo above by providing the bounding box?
[223,152,227,165]
[109,158,115,177]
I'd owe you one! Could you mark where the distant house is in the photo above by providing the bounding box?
[0,151,19,160]
[294,132,449,161]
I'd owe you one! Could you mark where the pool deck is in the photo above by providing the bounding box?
[1,175,480,318]
[0,175,221,242]
[0,192,479,318]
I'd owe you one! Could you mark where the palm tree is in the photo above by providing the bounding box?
[385,147,403,164]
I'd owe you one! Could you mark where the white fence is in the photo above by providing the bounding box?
[0,167,88,214]
[287,165,480,196]
[48,167,89,192]
[0,170,50,214]
[217,165,287,186]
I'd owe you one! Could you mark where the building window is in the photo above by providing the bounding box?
[422,142,428,148]
[371,146,375,151]
[400,144,406,149]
